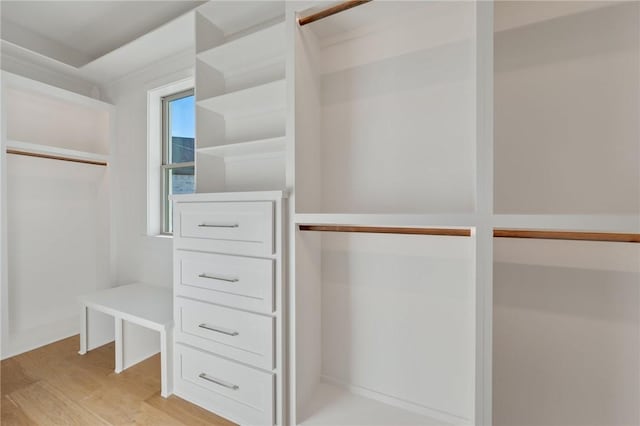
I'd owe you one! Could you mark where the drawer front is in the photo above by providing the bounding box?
[175,344,274,426]
[175,297,274,370]
[175,250,274,313]
[176,201,274,257]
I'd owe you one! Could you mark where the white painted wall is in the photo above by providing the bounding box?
[296,1,477,214]
[4,155,112,357]
[494,1,640,214]
[103,50,194,289]
[493,2,640,425]
[494,239,640,426]
[319,232,475,422]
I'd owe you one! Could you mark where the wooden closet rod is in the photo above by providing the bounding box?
[298,0,372,26]
[494,229,640,243]
[299,224,471,237]
[6,149,108,167]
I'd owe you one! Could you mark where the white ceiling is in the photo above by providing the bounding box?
[0,1,204,67]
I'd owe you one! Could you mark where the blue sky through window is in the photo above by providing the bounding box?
[170,95,195,138]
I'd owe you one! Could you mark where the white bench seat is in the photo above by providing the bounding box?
[78,283,173,397]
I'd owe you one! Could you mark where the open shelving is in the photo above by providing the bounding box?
[197,79,285,117]
[188,1,639,425]
[290,1,481,425]
[195,1,286,194]
[197,136,285,159]
[197,21,285,79]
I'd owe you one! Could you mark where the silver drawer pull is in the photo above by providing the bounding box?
[198,373,239,390]
[197,223,238,228]
[198,273,239,283]
[198,323,239,336]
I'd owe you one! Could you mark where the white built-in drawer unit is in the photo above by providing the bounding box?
[172,191,286,426]
[174,250,274,313]
[175,201,275,257]
[176,344,275,426]
[175,297,275,370]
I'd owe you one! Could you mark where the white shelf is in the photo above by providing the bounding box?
[5,140,109,163]
[197,21,285,76]
[197,79,285,117]
[197,136,285,158]
[197,2,284,39]
[299,382,454,426]
[295,213,477,229]
[493,214,640,234]
[2,71,113,111]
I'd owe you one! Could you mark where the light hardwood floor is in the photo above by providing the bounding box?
[1,335,236,425]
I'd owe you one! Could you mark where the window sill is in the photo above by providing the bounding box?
[149,233,173,239]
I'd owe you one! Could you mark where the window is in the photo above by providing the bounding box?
[161,89,195,234]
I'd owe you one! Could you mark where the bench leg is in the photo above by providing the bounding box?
[160,327,172,398]
[78,305,88,355]
[114,317,123,374]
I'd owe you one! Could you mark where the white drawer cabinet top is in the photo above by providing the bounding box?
[172,190,287,203]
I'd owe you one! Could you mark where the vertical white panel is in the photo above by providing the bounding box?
[295,230,323,417]
[86,309,114,351]
[1,75,9,357]
[122,321,160,370]
[475,1,494,424]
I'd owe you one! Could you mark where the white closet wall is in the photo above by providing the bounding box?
[494,239,640,426]
[296,1,476,214]
[493,2,640,425]
[494,1,639,214]
[1,73,114,358]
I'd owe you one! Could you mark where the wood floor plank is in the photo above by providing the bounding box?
[82,386,147,425]
[106,354,162,400]
[1,395,37,426]
[124,402,185,426]
[1,335,238,426]
[145,393,236,426]
[0,358,37,397]
[8,381,109,425]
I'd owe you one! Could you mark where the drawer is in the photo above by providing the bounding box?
[175,250,274,313]
[175,201,274,257]
[175,297,274,370]
[175,344,274,426]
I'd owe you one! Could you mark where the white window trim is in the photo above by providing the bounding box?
[161,88,195,234]
[147,77,194,237]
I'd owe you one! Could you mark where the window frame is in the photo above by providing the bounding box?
[161,88,195,235]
